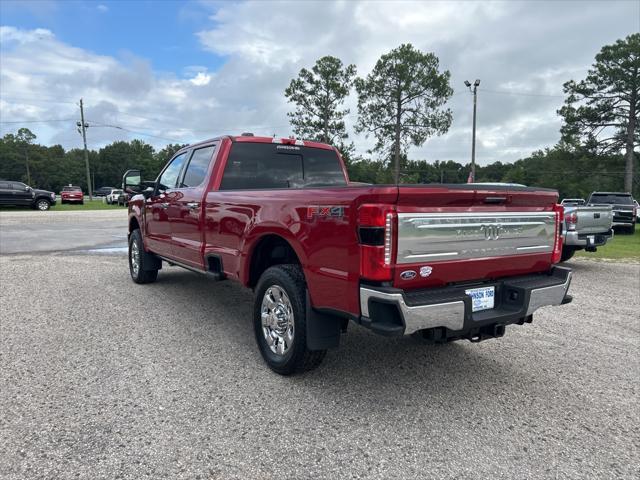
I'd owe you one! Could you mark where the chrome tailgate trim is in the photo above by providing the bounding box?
[397,212,555,264]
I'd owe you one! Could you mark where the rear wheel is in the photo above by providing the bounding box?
[560,247,576,262]
[254,264,326,375]
[128,229,158,284]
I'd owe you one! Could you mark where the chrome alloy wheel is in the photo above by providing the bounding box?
[261,285,295,356]
[130,239,141,277]
[37,200,49,211]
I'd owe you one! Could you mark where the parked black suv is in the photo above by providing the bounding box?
[587,192,636,234]
[95,186,116,197]
[0,181,57,210]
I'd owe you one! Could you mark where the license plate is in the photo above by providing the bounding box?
[465,286,495,312]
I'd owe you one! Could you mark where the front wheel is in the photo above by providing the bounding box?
[128,229,158,284]
[35,199,51,211]
[254,265,326,375]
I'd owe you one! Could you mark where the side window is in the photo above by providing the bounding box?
[157,152,188,191]
[0,182,10,189]
[180,145,215,188]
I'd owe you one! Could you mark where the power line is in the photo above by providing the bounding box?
[89,122,183,143]
[0,118,75,124]
[0,95,78,105]
[481,89,565,99]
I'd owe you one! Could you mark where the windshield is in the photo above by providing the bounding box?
[62,186,82,192]
[589,194,633,205]
[220,142,347,190]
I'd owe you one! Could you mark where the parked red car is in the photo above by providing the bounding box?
[123,135,572,375]
[60,185,84,204]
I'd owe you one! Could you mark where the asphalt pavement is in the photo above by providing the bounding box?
[1,211,639,479]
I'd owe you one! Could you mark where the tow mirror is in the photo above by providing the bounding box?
[122,169,142,193]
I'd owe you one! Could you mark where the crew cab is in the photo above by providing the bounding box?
[60,185,84,204]
[561,204,613,261]
[0,180,56,210]
[587,192,636,234]
[123,135,573,375]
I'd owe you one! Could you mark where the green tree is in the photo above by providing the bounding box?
[285,56,357,146]
[559,33,640,193]
[355,43,453,183]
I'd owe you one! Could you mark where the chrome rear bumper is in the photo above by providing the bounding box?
[359,266,572,337]
[564,229,613,247]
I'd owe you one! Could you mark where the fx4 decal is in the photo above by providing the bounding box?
[307,206,346,219]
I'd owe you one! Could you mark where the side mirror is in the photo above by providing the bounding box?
[122,169,142,193]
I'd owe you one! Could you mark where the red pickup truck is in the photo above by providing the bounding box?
[123,134,572,375]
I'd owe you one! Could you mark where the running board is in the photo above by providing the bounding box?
[157,255,226,280]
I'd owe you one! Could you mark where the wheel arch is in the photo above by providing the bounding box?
[244,233,306,288]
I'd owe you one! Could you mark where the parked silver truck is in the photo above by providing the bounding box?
[561,203,614,261]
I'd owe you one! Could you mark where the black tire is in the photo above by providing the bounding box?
[254,264,326,375]
[128,229,158,284]
[629,224,636,235]
[35,199,51,211]
[560,247,576,262]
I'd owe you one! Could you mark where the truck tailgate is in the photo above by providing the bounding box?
[572,206,613,234]
[393,185,559,288]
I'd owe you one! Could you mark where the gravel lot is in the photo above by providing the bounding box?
[1,213,639,479]
[0,210,127,254]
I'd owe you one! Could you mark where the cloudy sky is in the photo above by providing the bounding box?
[1,0,638,165]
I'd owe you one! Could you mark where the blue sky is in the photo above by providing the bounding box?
[0,0,225,74]
[1,1,638,164]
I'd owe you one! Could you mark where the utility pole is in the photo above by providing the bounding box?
[464,79,480,182]
[25,147,31,186]
[78,98,93,200]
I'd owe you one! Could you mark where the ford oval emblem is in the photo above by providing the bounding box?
[400,270,417,280]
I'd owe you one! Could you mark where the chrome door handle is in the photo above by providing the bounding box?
[186,202,200,209]
[160,203,169,209]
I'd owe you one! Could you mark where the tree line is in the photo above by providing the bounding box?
[0,130,185,193]
[0,128,632,200]
[1,34,637,197]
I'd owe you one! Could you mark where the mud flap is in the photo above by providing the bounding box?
[142,249,162,271]
[306,291,341,350]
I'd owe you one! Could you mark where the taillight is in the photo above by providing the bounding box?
[565,211,578,231]
[358,204,396,280]
[552,204,564,264]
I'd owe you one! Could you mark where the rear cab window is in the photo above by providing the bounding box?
[62,186,82,192]
[590,193,633,205]
[220,142,346,190]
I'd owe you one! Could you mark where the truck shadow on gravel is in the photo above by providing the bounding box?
[151,268,535,407]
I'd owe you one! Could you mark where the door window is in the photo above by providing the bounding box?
[157,152,188,191]
[180,146,215,188]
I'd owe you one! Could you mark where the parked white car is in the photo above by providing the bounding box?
[106,189,123,204]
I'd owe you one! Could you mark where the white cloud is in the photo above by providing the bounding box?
[1,0,638,165]
[189,72,211,86]
[97,4,108,13]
